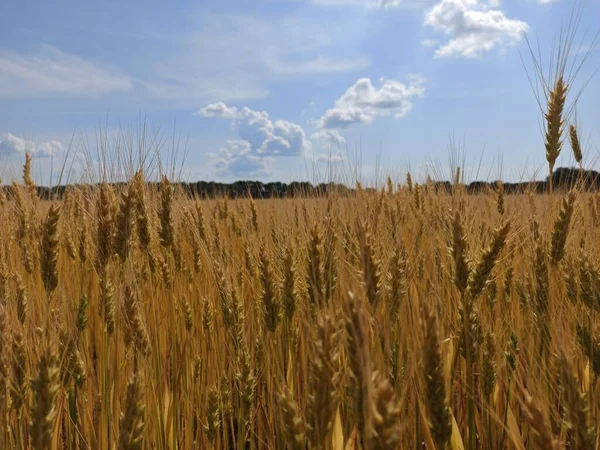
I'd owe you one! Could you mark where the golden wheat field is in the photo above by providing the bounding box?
[2,152,600,450]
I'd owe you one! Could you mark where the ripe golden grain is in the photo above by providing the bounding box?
[0,160,599,449]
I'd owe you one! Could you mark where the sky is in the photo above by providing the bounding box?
[0,0,599,185]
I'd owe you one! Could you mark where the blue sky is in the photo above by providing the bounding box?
[0,0,598,185]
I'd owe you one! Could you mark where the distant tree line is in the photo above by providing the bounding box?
[3,166,598,200]
[465,167,599,194]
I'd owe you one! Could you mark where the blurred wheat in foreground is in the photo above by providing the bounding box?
[5,161,600,450]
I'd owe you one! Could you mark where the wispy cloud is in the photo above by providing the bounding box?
[140,75,269,106]
[309,0,431,8]
[0,14,370,107]
[0,45,133,98]
[138,13,371,106]
[264,55,370,76]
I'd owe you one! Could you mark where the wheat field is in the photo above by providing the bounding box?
[1,151,600,450]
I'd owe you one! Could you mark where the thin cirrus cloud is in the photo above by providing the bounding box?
[139,75,270,107]
[424,0,529,58]
[0,133,63,158]
[137,13,373,107]
[0,45,133,98]
[264,55,370,76]
[139,54,369,108]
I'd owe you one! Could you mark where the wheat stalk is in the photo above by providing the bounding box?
[39,204,60,294]
[118,369,146,450]
[545,76,568,194]
[29,347,59,450]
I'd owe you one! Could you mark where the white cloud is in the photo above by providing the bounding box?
[0,45,133,98]
[199,100,348,177]
[301,101,317,117]
[424,0,529,58]
[312,129,347,145]
[140,76,269,106]
[35,140,65,157]
[312,152,345,163]
[310,0,423,7]
[197,102,239,119]
[139,14,370,106]
[264,55,370,76]
[0,133,64,158]
[317,77,425,130]
[208,140,274,176]
[261,119,310,155]
[199,103,313,176]
[199,103,311,157]
[421,38,440,48]
[0,16,371,107]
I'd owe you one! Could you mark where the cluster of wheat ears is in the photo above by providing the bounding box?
[0,74,597,450]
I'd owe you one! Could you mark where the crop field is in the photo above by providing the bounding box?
[0,33,597,448]
[0,154,599,450]
[2,0,600,447]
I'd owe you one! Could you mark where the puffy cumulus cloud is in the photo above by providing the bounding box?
[311,151,345,163]
[35,140,64,157]
[0,134,31,155]
[424,0,529,58]
[199,103,313,176]
[207,140,274,177]
[226,155,272,176]
[260,120,309,155]
[312,129,346,146]
[318,77,425,130]
[0,133,64,158]
[196,102,238,119]
[198,103,311,157]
